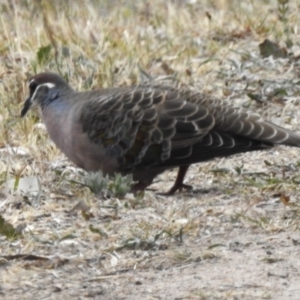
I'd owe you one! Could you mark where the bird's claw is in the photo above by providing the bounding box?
[159,183,193,196]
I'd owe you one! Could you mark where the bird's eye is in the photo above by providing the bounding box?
[29,81,37,93]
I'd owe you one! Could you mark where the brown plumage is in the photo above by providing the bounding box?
[21,72,300,194]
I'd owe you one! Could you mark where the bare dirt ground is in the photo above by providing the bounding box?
[1,1,300,299]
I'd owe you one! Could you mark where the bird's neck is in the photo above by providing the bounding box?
[39,98,75,153]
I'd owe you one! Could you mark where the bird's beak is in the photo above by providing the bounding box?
[20,97,32,117]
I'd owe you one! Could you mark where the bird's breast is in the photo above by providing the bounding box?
[41,108,119,175]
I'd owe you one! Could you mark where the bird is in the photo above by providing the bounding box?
[21,72,300,195]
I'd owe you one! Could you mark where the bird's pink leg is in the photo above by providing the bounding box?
[163,165,192,195]
[130,180,153,194]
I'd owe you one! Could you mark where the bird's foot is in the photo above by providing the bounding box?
[130,181,152,196]
[159,183,193,196]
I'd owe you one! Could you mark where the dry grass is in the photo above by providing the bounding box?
[1,0,300,299]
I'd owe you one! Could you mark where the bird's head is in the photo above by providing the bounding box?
[21,72,71,117]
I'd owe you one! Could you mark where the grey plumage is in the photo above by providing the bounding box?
[21,72,300,194]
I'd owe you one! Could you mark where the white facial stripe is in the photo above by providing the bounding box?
[30,82,56,103]
[43,83,55,89]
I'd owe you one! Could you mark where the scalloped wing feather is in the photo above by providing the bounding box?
[79,85,300,172]
[80,86,215,169]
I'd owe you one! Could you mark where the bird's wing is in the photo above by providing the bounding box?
[182,90,300,146]
[79,86,214,170]
[79,86,300,171]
